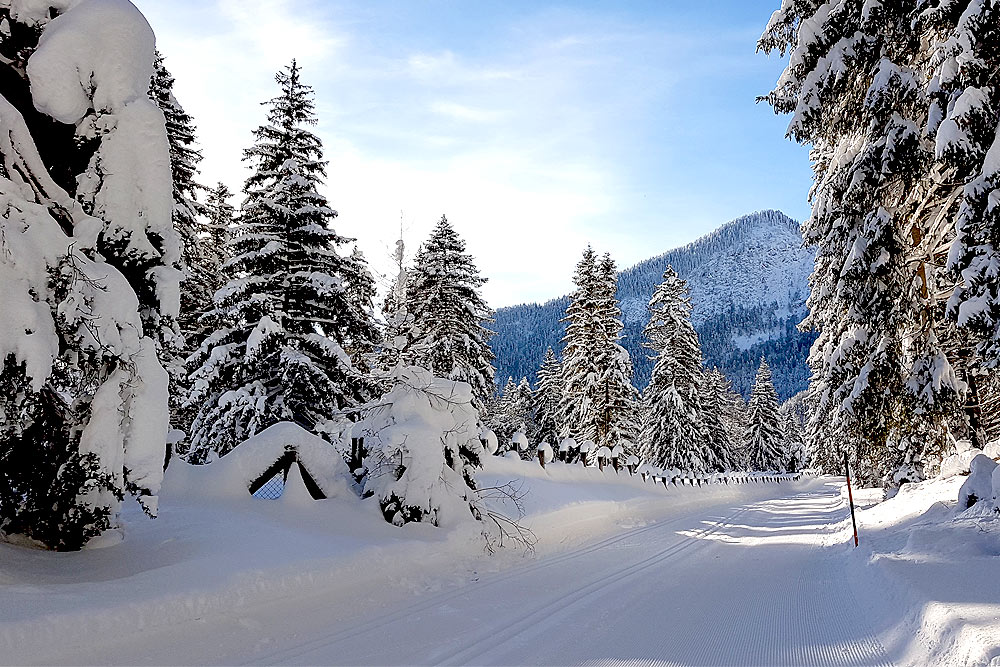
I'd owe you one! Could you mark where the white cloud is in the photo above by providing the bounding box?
[130,1,810,309]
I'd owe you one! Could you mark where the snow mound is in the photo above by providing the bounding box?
[162,422,350,502]
[958,454,997,509]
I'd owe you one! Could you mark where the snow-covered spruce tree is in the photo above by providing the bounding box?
[593,254,641,448]
[532,347,564,447]
[559,247,601,441]
[0,1,175,550]
[744,358,785,472]
[701,368,740,472]
[639,267,714,473]
[186,61,379,461]
[401,215,496,407]
[559,249,638,451]
[200,182,236,292]
[758,1,995,484]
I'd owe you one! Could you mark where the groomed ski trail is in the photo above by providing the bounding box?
[52,479,892,666]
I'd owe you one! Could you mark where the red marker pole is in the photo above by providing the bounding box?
[843,451,859,548]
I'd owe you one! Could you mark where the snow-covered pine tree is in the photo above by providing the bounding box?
[758,1,990,485]
[744,358,785,472]
[0,1,175,550]
[485,377,520,449]
[701,368,740,472]
[201,182,236,293]
[186,61,379,461]
[593,254,640,449]
[149,52,214,450]
[401,215,496,407]
[343,246,381,375]
[639,267,714,473]
[532,347,564,447]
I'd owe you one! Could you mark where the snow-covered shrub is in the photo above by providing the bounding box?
[940,447,985,479]
[959,455,998,509]
[0,0,175,551]
[358,367,485,527]
[984,441,1000,460]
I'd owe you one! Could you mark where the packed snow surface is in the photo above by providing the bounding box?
[0,460,997,665]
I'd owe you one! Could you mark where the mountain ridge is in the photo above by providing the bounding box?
[490,210,817,401]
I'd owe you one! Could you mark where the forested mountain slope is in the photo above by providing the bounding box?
[491,210,816,400]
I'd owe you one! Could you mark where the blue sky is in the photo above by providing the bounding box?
[132,0,812,307]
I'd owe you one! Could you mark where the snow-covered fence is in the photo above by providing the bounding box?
[637,471,802,489]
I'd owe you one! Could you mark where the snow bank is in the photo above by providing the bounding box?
[845,475,1000,666]
[162,421,351,501]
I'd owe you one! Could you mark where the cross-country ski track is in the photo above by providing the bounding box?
[41,477,905,666]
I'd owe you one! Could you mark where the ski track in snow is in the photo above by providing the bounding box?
[245,482,891,666]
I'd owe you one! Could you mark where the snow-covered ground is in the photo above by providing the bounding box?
[846,476,1000,667]
[1,459,997,665]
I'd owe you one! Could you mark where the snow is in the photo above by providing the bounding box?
[536,441,554,464]
[358,366,483,527]
[172,421,351,500]
[2,467,998,665]
[847,475,1000,666]
[29,0,179,280]
[28,0,154,123]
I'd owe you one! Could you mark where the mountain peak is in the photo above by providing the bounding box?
[490,210,816,401]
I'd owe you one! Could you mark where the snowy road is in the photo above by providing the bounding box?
[57,479,894,666]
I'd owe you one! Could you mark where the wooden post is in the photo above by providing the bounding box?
[844,451,859,548]
[538,449,545,469]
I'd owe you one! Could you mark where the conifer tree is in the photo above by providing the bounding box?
[639,267,713,472]
[201,183,236,291]
[783,409,805,473]
[559,250,638,450]
[150,52,207,349]
[532,347,564,447]
[186,61,378,461]
[378,233,410,374]
[744,358,785,472]
[560,247,601,440]
[485,377,520,449]
[758,1,992,484]
[701,368,740,472]
[401,215,496,407]
[593,254,641,448]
